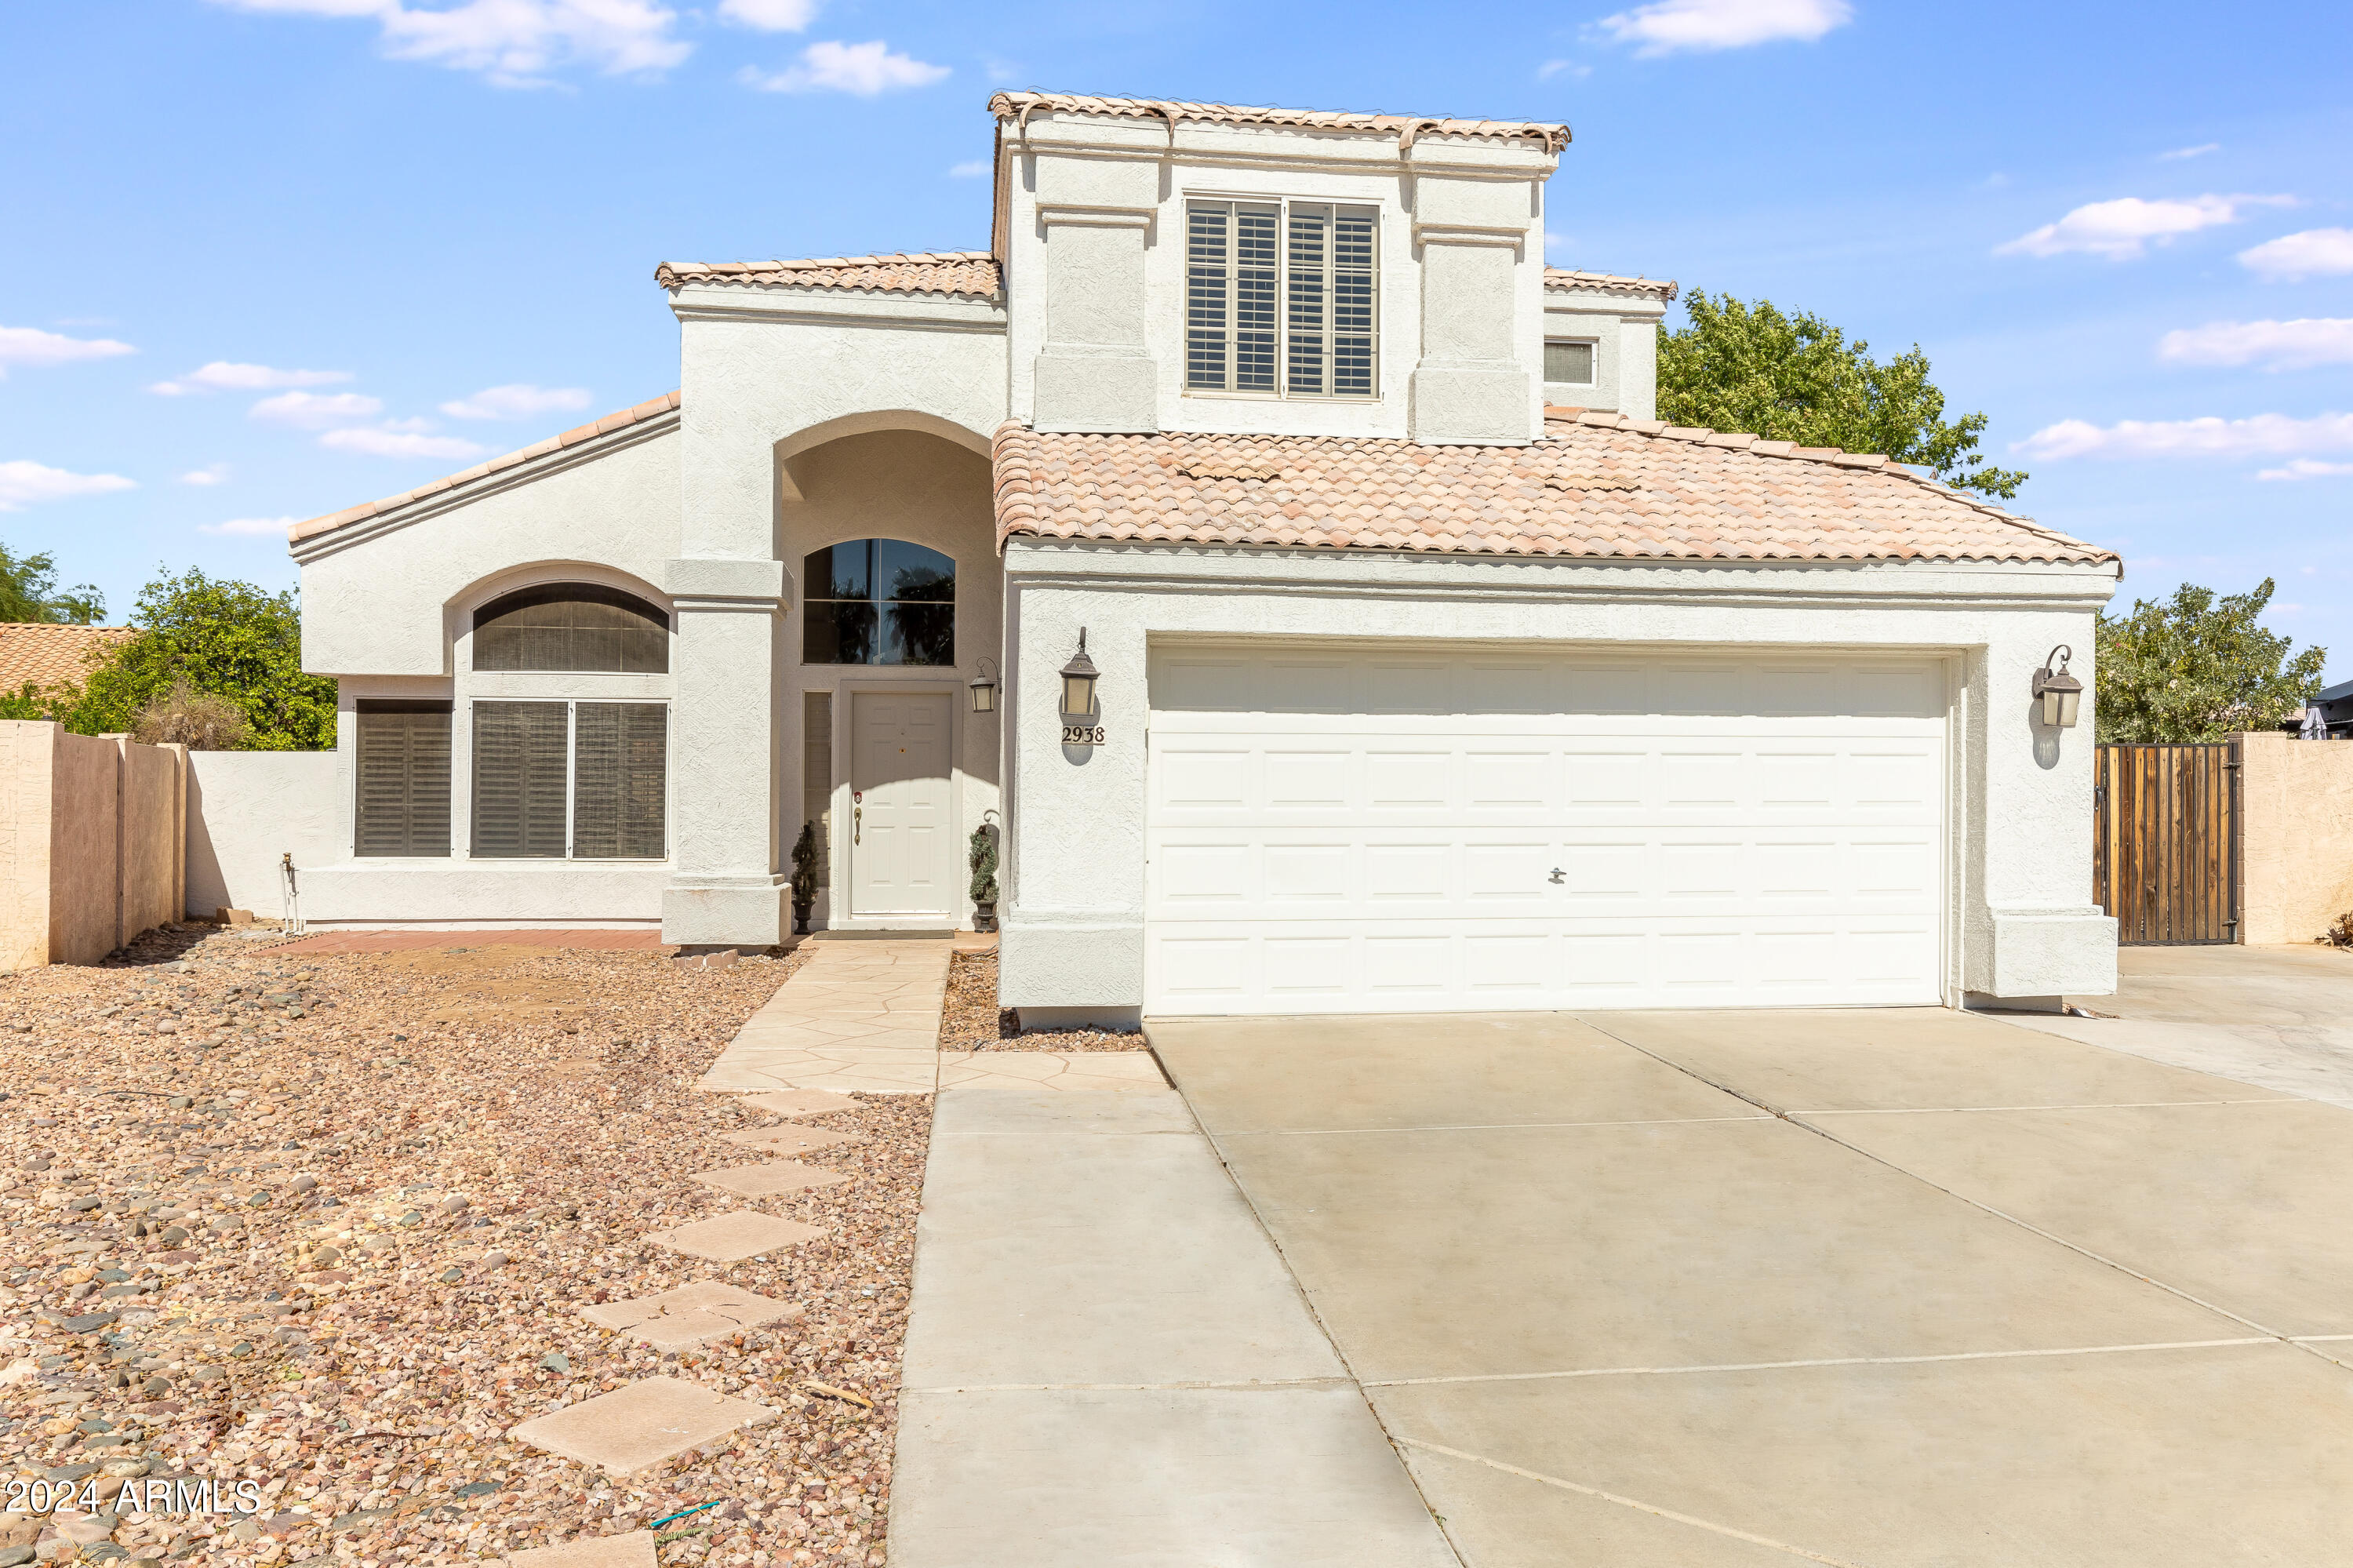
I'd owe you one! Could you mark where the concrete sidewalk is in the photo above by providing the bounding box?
[887,1086,1457,1568]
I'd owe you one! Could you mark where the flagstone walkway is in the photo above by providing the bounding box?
[696,937,1164,1094]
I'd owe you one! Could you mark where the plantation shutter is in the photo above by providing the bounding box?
[572,703,667,860]
[354,700,450,857]
[1186,201,1278,392]
[470,700,568,858]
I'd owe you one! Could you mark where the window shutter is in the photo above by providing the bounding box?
[355,701,451,857]
[573,703,667,860]
[1331,206,1377,396]
[471,700,568,858]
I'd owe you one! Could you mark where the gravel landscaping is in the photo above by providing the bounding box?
[936,951,1144,1053]
[0,925,926,1566]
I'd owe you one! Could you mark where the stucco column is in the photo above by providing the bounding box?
[662,562,788,945]
[1409,169,1537,446]
[1030,153,1159,434]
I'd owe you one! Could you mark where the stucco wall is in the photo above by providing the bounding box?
[2236,732,2353,944]
[187,750,341,919]
[119,738,186,940]
[1542,290,1666,420]
[0,723,59,970]
[996,543,2122,1019]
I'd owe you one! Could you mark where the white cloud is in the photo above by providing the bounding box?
[2257,459,2353,482]
[1995,194,2293,260]
[1595,0,1851,55]
[199,515,300,537]
[740,39,949,94]
[2014,410,2353,461]
[318,427,489,460]
[1542,231,1578,263]
[438,383,593,420]
[205,0,689,88]
[0,325,136,377]
[2158,142,2220,161]
[2238,227,2353,282]
[179,464,232,486]
[151,361,353,396]
[0,460,137,512]
[718,0,815,29]
[1537,59,1591,79]
[980,54,1023,84]
[947,159,990,179]
[250,390,384,428]
[2157,318,2353,372]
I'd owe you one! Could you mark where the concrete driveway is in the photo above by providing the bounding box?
[1150,1005,2353,1566]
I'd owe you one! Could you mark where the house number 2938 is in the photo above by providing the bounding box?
[1061,723,1107,746]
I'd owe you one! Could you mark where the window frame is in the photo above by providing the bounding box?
[467,697,670,862]
[1185,195,1382,402]
[352,699,453,860]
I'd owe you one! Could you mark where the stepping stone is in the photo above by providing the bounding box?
[507,1530,656,1567]
[693,1162,852,1198]
[646,1210,824,1262]
[719,1125,864,1155]
[509,1377,775,1475]
[737,1089,860,1119]
[581,1281,802,1351]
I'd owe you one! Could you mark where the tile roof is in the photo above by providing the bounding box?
[653,253,1002,300]
[987,92,1570,153]
[1545,267,1679,303]
[290,391,681,546]
[992,409,2115,567]
[0,623,136,693]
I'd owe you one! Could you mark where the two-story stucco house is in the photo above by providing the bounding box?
[287,90,2121,1025]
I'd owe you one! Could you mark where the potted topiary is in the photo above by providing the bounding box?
[790,820,820,936]
[968,824,999,933]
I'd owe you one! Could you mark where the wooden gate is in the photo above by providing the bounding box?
[2093,742,2240,944]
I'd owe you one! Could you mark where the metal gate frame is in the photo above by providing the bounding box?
[2093,740,2241,946]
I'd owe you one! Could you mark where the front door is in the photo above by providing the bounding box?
[849,691,954,919]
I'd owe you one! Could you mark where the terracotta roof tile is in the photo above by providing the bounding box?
[992,411,2114,568]
[653,253,1001,300]
[988,92,1569,153]
[1544,267,1679,303]
[0,624,136,692]
[289,391,680,547]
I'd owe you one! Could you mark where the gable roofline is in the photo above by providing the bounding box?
[1545,267,1679,304]
[655,253,1001,301]
[986,91,1570,153]
[287,391,679,555]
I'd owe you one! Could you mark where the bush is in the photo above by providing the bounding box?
[129,678,255,750]
[62,568,333,750]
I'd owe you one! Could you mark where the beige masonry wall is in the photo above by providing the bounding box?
[2236,731,2353,945]
[0,722,188,970]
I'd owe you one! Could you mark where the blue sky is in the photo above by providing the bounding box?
[3,0,2349,671]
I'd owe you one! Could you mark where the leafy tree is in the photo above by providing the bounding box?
[0,543,106,624]
[1657,292,2029,500]
[2093,578,2326,743]
[62,568,335,750]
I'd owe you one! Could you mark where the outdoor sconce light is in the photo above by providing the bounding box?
[968,657,998,714]
[1060,628,1100,717]
[2033,645,2083,729]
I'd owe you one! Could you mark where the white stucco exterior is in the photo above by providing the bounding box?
[280,89,2119,1013]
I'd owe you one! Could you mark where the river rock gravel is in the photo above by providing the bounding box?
[936,951,1143,1053]
[0,924,924,1566]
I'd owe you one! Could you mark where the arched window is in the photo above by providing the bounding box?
[472,583,669,673]
[802,540,955,665]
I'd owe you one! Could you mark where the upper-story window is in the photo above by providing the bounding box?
[802,540,955,665]
[1545,339,1597,387]
[472,583,669,672]
[1186,200,1378,399]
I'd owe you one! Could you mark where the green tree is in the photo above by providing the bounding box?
[2094,578,2326,743]
[63,568,335,750]
[0,543,106,624]
[1657,292,2030,500]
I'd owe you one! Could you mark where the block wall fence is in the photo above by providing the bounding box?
[0,721,187,970]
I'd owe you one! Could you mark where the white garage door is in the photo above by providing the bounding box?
[1145,645,1948,1016]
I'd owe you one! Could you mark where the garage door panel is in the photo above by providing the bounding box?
[1145,648,1947,1015]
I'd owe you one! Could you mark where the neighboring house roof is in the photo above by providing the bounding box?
[290,391,681,546]
[1545,267,1679,304]
[654,253,1002,301]
[0,623,136,691]
[987,91,1571,153]
[992,409,2115,568]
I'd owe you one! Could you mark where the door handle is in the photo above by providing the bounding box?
[1548,868,1566,884]
[854,806,861,846]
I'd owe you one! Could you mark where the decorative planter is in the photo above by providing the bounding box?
[791,900,813,937]
[972,900,998,934]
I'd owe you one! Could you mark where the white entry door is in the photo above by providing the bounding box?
[850,692,953,919]
[1145,645,1948,1016]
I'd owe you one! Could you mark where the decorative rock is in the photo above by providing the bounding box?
[440,1195,468,1214]
[291,1174,318,1193]
[539,1352,570,1374]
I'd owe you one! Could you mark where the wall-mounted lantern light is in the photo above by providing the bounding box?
[968,656,998,714]
[2032,645,2083,729]
[1060,628,1099,717]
